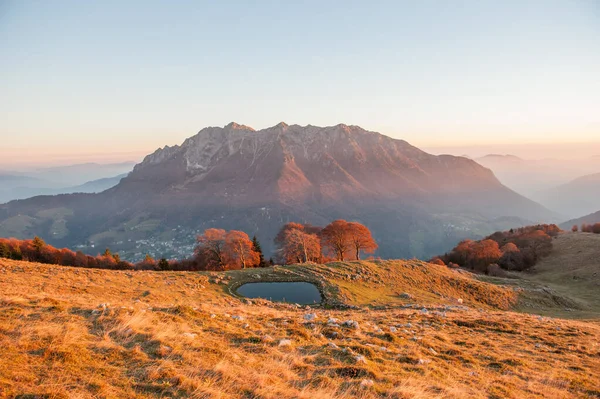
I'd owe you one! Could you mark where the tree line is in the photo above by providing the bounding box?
[0,219,377,271]
[433,224,561,274]
[572,223,600,234]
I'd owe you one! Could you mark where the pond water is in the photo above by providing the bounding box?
[236,282,322,305]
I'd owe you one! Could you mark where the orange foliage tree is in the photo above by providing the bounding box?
[347,222,378,260]
[274,222,321,264]
[195,228,227,270]
[224,230,259,269]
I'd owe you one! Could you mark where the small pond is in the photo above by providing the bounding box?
[236,282,322,305]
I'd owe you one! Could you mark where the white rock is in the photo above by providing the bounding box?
[360,379,374,387]
[389,327,397,333]
[328,342,339,349]
[262,335,274,342]
[278,339,292,347]
[304,313,317,322]
[355,355,367,364]
[342,320,360,329]
[327,318,339,324]
[457,298,463,304]
[232,315,244,321]
[182,332,197,339]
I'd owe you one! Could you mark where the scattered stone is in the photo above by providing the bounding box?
[182,332,197,339]
[304,313,317,322]
[355,355,367,364]
[328,342,339,349]
[457,298,463,304]
[262,335,274,342]
[278,339,292,347]
[342,320,360,329]
[389,327,397,333]
[360,379,374,387]
[210,314,216,318]
[232,315,245,321]
[429,348,438,355]
[243,323,250,329]
[421,308,429,314]
[399,292,413,299]
[327,317,339,325]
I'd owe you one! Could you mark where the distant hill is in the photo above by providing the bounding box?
[475,154,600,197]
[533,173,600,218]
[0,123,555,260]
[0,173,128,204]
[561,210,600,230]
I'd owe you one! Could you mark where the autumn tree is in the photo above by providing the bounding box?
[346,222,377,260]
[0,241,10,258]
[321,220,351,261]
[274,222,321,264]
[498,242,523,271]
[571,225,579,232]
[225,230,259,269]
[195,228,227,270]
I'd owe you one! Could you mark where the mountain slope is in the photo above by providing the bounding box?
[0,123,555,260]
[533,172,600,218]
[560,209,600,230]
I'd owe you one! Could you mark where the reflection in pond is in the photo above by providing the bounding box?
[236,282,322,304]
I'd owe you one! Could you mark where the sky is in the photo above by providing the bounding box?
[1,0,599,167]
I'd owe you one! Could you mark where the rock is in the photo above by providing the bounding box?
[304,313,317,322]
[262,335,274,342]
[243,323,250,329]
[389,326,397,333]
[252,274,261,279]
[182,332,197,339]
[429,348,438,355]
[232,315,244,321]
[355,355,367,364]
[327,318,339,325]
[457,298,463,304]
[210,314,216,318]
[360,379,374,387]
[342,320,360,329]
[399,292,413,299]
[245,299,253,305]
[421,308,428,314]
[328,342,339,349]
[278,339,292,347]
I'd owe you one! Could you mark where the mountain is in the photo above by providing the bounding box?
[0,163,134,204]
[561,209,600,230]
[30,162,136,186]
[474,154,599,197]
[533,173,600,218]
[0,123,555,260]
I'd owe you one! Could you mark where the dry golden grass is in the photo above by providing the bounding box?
[0,258,599,398]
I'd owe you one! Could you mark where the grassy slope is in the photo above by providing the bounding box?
[1,258,599,398]
[479,232,600,319]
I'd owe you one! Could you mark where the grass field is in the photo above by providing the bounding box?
[1,254,599,398]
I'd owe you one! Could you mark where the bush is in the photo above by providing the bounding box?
[487,263,508,277]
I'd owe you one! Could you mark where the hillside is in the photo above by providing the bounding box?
[474,155,599,197]
[1,258,599,398]
[0,123,554,261]
[561,210,600,231]
[533,173,600,218]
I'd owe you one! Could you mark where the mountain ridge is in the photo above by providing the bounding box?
[0,123,555,260]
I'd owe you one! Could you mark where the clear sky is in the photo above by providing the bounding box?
[1,0,599,167]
